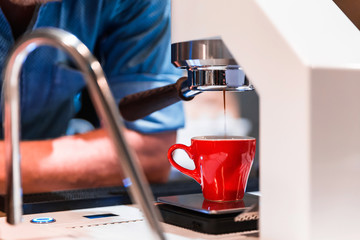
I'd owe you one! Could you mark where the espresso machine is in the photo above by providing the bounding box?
[169,0,360,240]
[119,0,360,239]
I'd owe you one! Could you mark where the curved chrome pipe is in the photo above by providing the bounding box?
[3,28,165,240]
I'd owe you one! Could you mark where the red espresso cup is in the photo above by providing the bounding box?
[168,136,256,202]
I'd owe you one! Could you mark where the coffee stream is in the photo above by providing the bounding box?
[223,89,227,136]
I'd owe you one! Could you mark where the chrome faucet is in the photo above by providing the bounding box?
[3,28,165,240]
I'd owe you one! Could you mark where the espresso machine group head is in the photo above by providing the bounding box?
[119,39,253,121]
[171,39,253,96]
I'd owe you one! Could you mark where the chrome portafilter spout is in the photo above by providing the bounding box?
[119,39,253,121]
[172,39,253,93]
[3,28,165,240]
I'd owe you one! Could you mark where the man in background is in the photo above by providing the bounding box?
[0,0,184,193]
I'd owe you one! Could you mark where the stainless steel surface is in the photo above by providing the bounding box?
[157,193,258,215]
[188,65,253,91]
[171,39,236,68]
[3,28,165,240]
[171,39,253,93]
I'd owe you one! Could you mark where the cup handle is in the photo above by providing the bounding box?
[167,144,201,183]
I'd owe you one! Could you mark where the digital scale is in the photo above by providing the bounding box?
[157,193,259,235]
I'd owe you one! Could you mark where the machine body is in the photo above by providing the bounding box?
[172,0,360,239]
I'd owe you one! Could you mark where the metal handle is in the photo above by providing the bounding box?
[119,77,193,121]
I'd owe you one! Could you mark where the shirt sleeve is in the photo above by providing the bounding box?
[97,0,185,133]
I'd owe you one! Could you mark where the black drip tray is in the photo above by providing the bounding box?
[158,203,258,234]
[0,179,202,214]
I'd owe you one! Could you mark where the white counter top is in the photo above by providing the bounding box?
[0,204,258,240]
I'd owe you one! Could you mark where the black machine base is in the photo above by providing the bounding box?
[157,193,259,235]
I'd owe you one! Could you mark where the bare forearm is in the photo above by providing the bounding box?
[0,128,175,194]
[23,129,123,193]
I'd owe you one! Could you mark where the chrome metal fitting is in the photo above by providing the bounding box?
[172,39,253,93]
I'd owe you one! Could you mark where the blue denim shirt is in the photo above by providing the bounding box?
[0,0,184,140]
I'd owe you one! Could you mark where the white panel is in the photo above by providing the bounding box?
[311,68,360,240]
[257,0,360,65]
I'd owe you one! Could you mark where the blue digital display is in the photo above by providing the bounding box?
[83,213,118,219]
